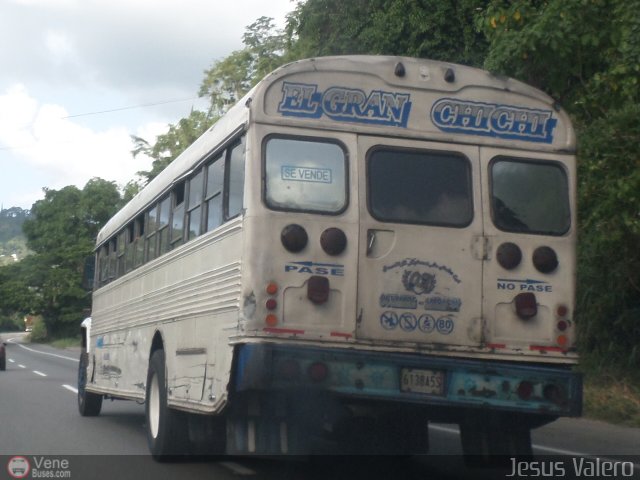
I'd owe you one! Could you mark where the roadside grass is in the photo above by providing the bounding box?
[582,368,640,428]
[49,337,81,349]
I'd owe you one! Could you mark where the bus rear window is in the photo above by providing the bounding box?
[491,158,570,235]
[368,148,473,227]
[265,137,347,214]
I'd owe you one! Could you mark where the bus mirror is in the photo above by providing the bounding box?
[82,255,96,291]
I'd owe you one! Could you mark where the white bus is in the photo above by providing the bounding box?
[78,56,581,459]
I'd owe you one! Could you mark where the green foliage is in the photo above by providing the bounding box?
[478,0,640,368]
[200,17,290,115]
[133,109,215,183]
[29,316,48,343]
[288,0,488,66]
[0,207,30,266]
[577,105,640,366]
[0,179,123,338]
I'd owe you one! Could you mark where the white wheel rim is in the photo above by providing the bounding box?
[149,372,160,439]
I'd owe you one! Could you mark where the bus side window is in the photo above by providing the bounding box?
[187,169,204,240]
[134,214,145,267]
[108,238,117,282]
[146,204,158,262]
[98,244,108,286]
[171,182,185,248]
[125,222,135,272]
[206,154,224,232]
[157,196,171,255]
[226,136,245,219]
[117,230,126,276]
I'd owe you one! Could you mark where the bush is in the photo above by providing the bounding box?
[29,316,48,342]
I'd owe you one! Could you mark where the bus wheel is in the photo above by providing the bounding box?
[77,352,102,416]
[145,350,189,460]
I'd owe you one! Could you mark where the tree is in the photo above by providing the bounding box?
[13,179,123,337]
[477,0,640,367]
[134,17,289,184]
[287,0,488,66]
[133,109,215,183]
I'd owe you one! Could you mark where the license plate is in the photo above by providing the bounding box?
[400,368,445,396]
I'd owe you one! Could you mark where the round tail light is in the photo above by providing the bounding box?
[320,227,347,256]
[308,362,329,383]
[533,246,558,273]
[517,381,534,400]
[496,242,522,270]
[281,224,308,253]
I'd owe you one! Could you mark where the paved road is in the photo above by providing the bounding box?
[1,332,639,480]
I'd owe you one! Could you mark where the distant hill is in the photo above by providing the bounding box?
[0,207,30,265]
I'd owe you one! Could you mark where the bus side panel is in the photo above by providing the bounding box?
[89,219,243,411]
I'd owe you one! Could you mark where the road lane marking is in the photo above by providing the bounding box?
[6,338,78,362]
[63,384,78,394]
[219,462,256,475]
[8,358,15,363]
[33,370,47,377]
[430,424,640,471]
[18,364,26,368]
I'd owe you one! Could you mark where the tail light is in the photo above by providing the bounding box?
[533,246,558,273]
[281,224,308,253]
[496,242,522,270]
[320,228,347,255]
[307,275,329,304]
[277,359,301,381]
[516,381,533,400]
[308,362,329,383]
[514,292,537,320]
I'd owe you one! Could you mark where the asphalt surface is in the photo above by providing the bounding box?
[1,332,639,480]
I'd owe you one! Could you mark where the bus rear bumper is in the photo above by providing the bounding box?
[233,343,582,417]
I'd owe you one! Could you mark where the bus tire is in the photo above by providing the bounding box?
[77,352,102,416]
[145,349,189,460]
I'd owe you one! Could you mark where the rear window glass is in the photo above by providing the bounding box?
[265,137,347,214]
[368,148,473,227]
[491,158,570,235]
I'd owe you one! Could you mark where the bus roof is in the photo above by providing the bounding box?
[97,55,575,246]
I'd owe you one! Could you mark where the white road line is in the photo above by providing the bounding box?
[8,358,15,363]
[219,461,257,476]
[6,338,78,362]
[430,424,640,470]
[18,364,26,369]
[62,384,78,394]
[33,370,47,377]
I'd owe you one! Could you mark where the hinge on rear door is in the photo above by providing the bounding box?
[472,235,490,261]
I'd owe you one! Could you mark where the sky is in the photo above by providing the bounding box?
[0,0,295,210]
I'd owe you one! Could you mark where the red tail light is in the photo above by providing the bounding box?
[515,292,537,320]
[308,362,329,383]
[517,381,534,400]
[307,275,329,304]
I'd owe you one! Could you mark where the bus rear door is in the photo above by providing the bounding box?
[356,136,484,350]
